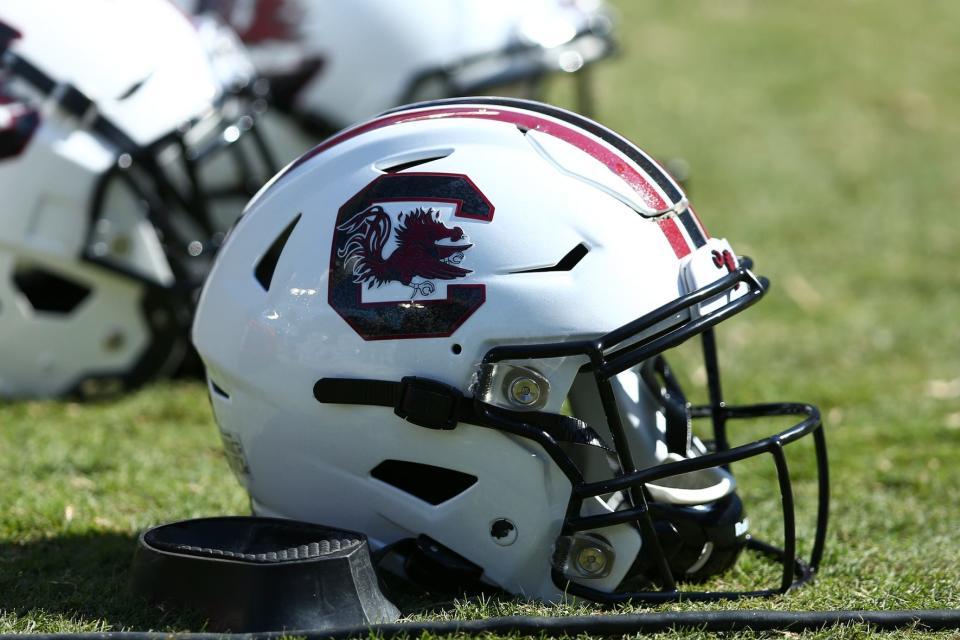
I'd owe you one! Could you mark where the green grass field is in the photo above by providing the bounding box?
[3,1,960,637]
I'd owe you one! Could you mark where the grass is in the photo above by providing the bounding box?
[3,0,960,637]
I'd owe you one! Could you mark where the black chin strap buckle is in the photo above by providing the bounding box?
[394,376,462,430]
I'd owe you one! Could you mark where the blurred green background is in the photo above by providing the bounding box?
[2,1,959,637]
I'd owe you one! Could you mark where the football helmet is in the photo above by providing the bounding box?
[193,97,828,602]
[179,0,615,134]
[0,0,277,397]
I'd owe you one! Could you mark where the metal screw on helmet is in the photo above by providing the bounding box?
[103,329,126,352]
[553,533,615,580]
[477,363,550,411]
[110,234,131,257]
[510,377,541,406]
[576,545,608,576]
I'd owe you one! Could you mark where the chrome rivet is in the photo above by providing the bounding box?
[103,329,125,352]
[509,377,540,406]
[110,234,131,256]
[575,545,608,576]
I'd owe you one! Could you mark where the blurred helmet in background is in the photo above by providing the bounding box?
[177,0,616,135]
[0,0,277,398]
[192,97,827,603]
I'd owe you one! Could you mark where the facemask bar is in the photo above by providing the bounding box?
[475,259,829,602]
[404,21,615,118]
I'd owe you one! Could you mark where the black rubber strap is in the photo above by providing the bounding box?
[0,22,19,51]
[313,377,403,409]
[2,51,55,94]
[314,376,465,430]
[516,408,615,453]
[313,376,614,452]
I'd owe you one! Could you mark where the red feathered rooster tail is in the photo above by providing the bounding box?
[336,205,392,287]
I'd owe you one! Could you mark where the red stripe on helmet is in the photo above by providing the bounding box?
[275,105,692,257]
[658,218,690,257]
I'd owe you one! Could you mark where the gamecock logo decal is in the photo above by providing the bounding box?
[328,172,494,340]
[337,205,472,297]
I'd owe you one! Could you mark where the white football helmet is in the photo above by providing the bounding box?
[193,98,828,603]
[0,0,277,397]
[180,0,615,133]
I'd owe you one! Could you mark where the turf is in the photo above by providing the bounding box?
[2,1,960,637]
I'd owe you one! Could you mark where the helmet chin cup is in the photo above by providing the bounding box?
[636,494,748,585]
[644,453,736,505]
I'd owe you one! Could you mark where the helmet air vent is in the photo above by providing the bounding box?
[374,148,453,173]
[209,379,230,400]
[370,459,477,505]
[509,243,589,274]
[116,75,149,101]
[254,213,301,291]
[13,265,90,314]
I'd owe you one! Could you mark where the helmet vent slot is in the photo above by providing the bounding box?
[509,243,589,274]
[13,266,90,314]
[254,213,301,291]
[370,460,477,505]
[209,379,230,400]
[375,149,453,173]
[116,76,149,101]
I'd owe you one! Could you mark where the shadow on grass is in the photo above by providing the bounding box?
[0,531,208,631]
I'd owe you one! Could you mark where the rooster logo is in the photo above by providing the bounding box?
[336,205,473,297]
[328,172,492,340]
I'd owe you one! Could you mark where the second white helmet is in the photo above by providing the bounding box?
[182,0,615,132]
[0,0,277,397]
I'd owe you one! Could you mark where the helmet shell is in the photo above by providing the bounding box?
[194,98,713,599]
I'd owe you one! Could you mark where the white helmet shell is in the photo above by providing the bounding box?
[177,0,615,130]
[194,98,828,602]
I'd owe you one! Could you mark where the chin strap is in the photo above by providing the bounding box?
[313,376,614,452]
[373,534,489,597]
